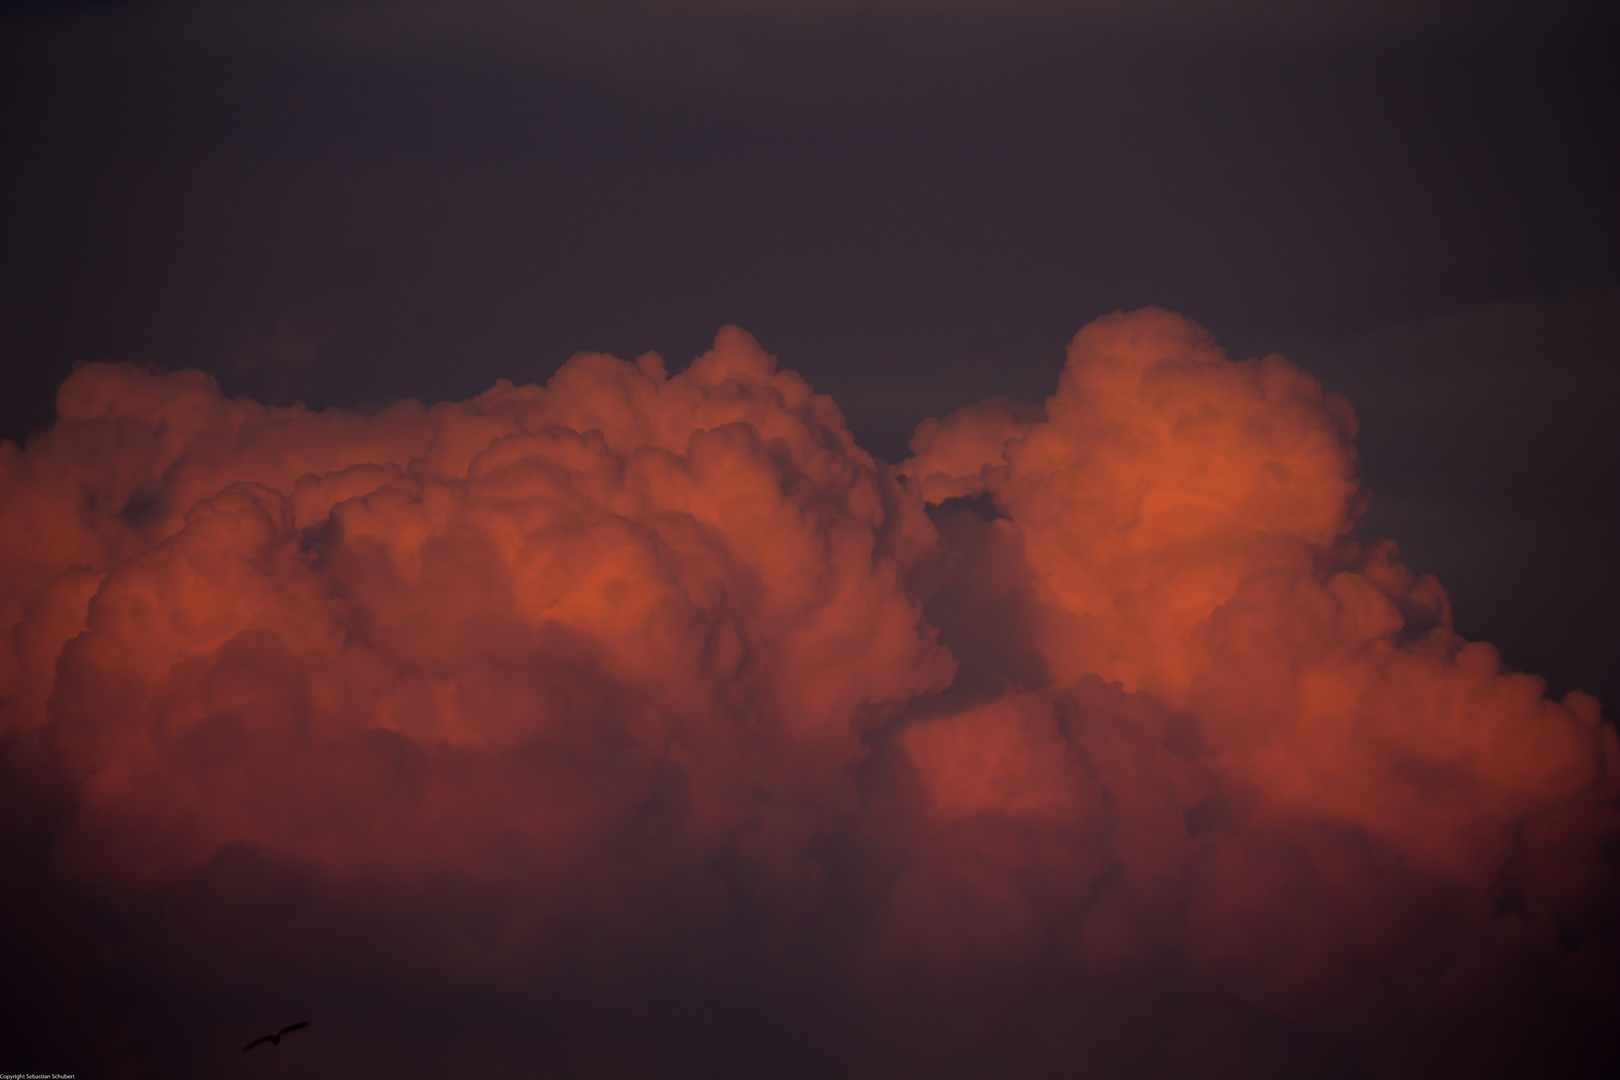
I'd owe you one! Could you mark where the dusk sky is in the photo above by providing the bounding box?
[2,1,1617,1077]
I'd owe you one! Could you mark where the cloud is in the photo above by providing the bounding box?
[1,311,1615,1075]
[884,310,1617,1072]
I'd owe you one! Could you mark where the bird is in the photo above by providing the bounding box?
[242,1021,310,1052]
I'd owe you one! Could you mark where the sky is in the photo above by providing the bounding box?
[1,1,1616,1077]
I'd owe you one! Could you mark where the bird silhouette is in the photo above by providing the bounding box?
[242,1021,310,1052]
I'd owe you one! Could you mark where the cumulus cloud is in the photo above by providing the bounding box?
[889,310,1618,1072]
[1,311,1615,1076]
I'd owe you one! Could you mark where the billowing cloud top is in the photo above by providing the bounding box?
[2,310,1615,1076]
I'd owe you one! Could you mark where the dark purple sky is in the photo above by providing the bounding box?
[1,3,1616,1076]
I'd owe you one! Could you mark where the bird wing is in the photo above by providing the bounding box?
[278,1020,311,1037]
[243,1035,274,1052]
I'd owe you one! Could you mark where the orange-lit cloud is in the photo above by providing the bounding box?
[1,310,1614,1075]
[3,328,952,906]
[886,311,1617,1071]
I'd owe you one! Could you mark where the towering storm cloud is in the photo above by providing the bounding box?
[1,310,1615,1077]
